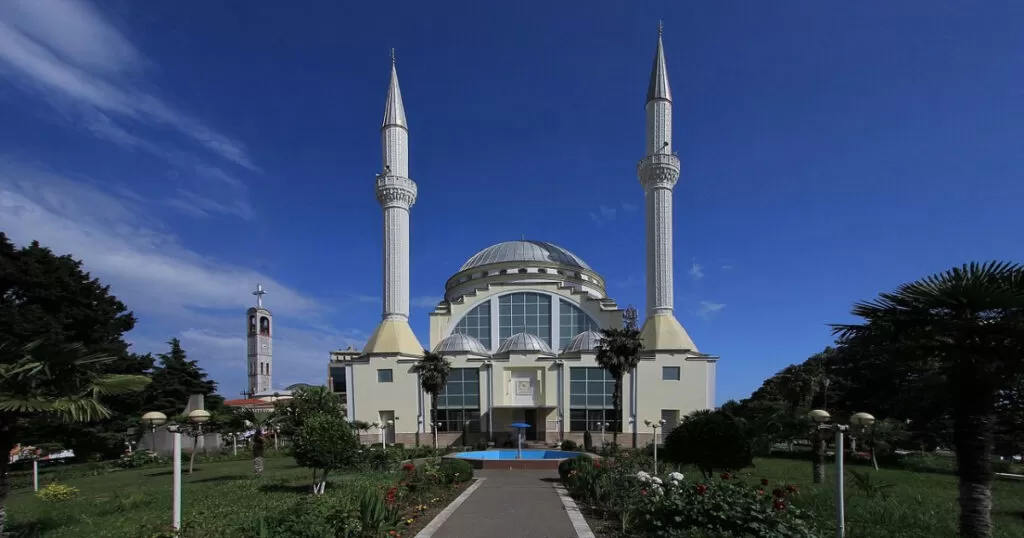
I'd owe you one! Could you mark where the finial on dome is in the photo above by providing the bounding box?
[646,22,672,103]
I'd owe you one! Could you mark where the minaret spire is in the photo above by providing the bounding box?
[364,53,424,358]
[637,24,698,352]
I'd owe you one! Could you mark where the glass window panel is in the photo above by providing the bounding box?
[452,301,491,349]
[464,394,479,407]
[588,394,604,407]
[497,293,553,346]
[570,395,587,407]
[588,381,605,394]
[570,381,587,394]
[377,369,393,383]
[662,366,680,381]
[570,368,586,381]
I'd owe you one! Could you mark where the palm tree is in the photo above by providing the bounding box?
[595,325,643,446]
[0,341,151,532]
[230,407,280,478]
[833,262,1024,538]
[412,351,451,449]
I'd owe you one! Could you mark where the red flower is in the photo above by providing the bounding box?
[403,463,415,471]
[594,461,601,468]
[773,499,786,512]
[760,478,769,486]
[757,489,765,496]
[720,472,731,480]
[695,484,708,495]
[640,489,647,496]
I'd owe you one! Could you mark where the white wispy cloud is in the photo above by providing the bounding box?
[0,159,357,390]
[697,301,726,319]
[689,261,705,280]
[590,202,639,227]
[0,0,256,218]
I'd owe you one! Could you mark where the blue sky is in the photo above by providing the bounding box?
[1,1,1022,404]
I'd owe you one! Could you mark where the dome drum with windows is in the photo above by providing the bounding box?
[341,28,717,451]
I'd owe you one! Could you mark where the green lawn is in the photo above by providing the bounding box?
[7,457,397,537]
[741,457,1024,538]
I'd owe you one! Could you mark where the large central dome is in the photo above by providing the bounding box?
[459,240,591,272]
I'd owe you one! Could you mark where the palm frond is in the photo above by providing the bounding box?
[87,374,152,396]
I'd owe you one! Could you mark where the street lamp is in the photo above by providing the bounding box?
[808,409,876,538]
[644,418,667,475]
[144,412,183,533]
[599,422,610,446]
[141,411,167,452]
[186,409,211,475]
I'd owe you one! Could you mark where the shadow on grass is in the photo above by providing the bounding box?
[188,474,249,484]
[539,477,561,483]
[258,482,312,494]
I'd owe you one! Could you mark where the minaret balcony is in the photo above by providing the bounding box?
[637,152,681,189]
[375,174,418,208]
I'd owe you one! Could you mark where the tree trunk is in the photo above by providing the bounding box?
[812,431,826,484]
[431,399,439,450]
[189,435,199,475]
[612,376,622,445]
[953,384,996,538]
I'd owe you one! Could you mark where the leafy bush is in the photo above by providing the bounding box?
[560,439,578,451]
[114,450,165,469]
[36,482,79,502]
[664,409,753,478]
[629,472,820,538]
[474,440,488,451]
[438,458,473,484]
[558,454,594,481]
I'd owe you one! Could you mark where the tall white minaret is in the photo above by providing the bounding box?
[363,50,424,357]
[637,24,698,352]
[246,284,273,395]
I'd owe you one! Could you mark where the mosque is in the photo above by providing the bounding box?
[332,28,717,447]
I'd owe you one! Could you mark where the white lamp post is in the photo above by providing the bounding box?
[600,422,609,446]
[808,409,876,538]
[166,422,183,532]
[186,409,211,475]
[141,411,168,452]
[644,418,667,475]
[435,422,443,451]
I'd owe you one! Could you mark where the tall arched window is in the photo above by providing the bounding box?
[259,316,270,336]
[559,299,600,349]
[499,292,552,346]
[451,300,491,348]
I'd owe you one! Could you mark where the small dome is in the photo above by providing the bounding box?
[434,333,489,356]
[562,330,603,354]
[497,332,554,355]
[460,240,591,272]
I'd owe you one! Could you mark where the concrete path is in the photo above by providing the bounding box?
[417,469,590,538]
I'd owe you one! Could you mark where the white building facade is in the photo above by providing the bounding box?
[345,30,717,447]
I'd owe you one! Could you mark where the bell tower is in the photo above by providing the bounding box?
[246,284,273,395]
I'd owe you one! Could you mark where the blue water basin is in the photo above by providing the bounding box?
[451,449,579,461]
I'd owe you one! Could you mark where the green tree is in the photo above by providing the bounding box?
[0,341,150,531]
[291,412,361,495]
[146,339,224,418]
[663,409,753,479]
[276,385,344,438]
[595,324,643,447]
[412,351,451,449]
[833,261,1024,538]
[0,233,150,459]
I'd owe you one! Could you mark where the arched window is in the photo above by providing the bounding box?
[259,316,270,336]
[452,301,491,349]
[559,299,600,349]
[248,315,257,335]
[499,292,551,346]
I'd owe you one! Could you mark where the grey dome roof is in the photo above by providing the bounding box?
[497,332,554,355]
[433,333,489,356]
[562,330,603,354]
[460,240,591,272]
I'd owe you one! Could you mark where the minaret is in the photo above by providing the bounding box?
[637,24,698,352]
[246,284,273,395]
[363,50,425,357]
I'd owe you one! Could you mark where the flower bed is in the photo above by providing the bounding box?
[560,452,822,537]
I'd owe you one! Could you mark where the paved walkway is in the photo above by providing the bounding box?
[418,469,589,538]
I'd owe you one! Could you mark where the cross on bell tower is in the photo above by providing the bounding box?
[246,284,273,396]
